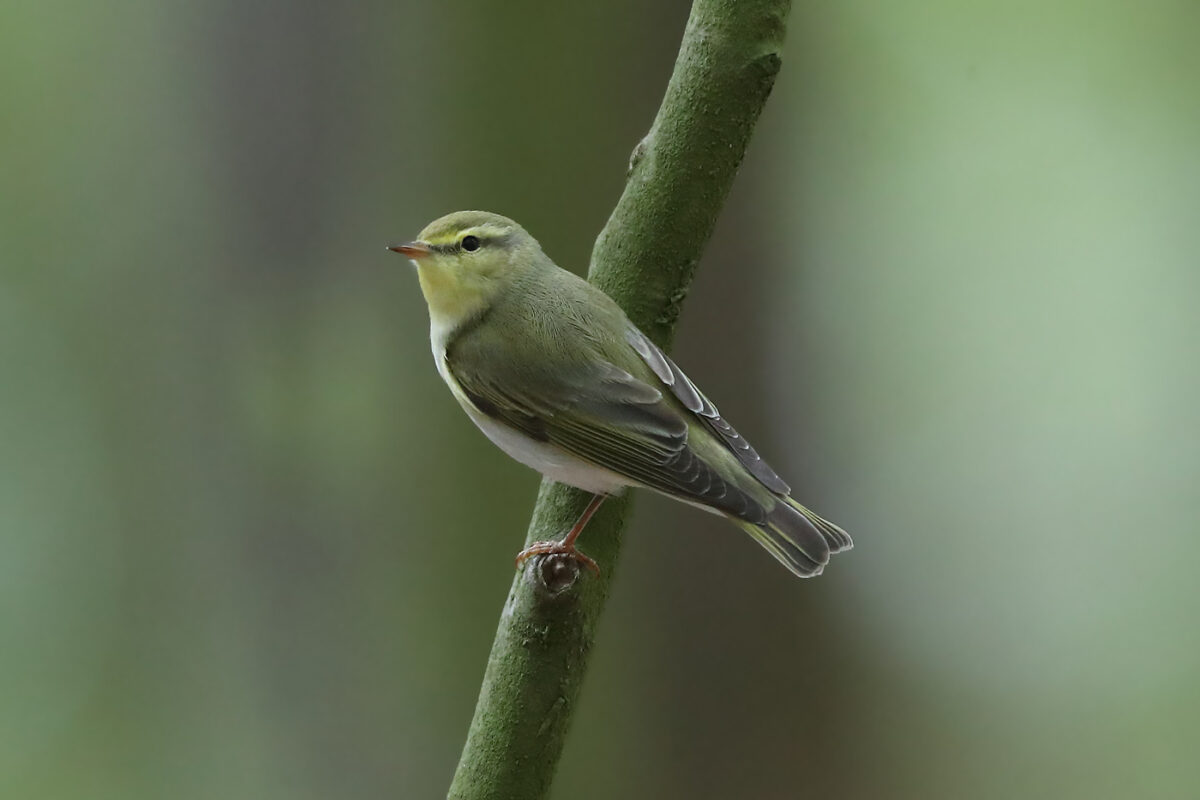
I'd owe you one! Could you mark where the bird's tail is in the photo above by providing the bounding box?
[737,496,853,578]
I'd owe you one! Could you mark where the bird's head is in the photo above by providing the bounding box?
[389,210,540,329]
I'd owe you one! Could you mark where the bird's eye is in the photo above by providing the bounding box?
[461,235,481,252]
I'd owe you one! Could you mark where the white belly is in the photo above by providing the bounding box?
[462,400,631,495]
[434,340,631,495]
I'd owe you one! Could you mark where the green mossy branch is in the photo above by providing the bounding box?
[447,1,791,798]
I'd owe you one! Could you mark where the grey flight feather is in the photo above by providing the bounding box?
[625,327,792,495]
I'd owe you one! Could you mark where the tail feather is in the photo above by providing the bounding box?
[786,496,854,554]
[738,497,853,578]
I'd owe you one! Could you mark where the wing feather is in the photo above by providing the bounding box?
[447,353,766,522]
[625,327,792,495]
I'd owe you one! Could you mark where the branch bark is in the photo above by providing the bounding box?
[447,1,791,797]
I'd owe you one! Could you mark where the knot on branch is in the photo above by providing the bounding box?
[526,553,583,601]
[753,51,782,82]
[627,132,652,177]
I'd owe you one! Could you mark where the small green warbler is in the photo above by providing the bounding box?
[389,211,851,577]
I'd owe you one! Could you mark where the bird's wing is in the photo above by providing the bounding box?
[623,326,792,495]
[623,325,853,559]
[445,349,769,522]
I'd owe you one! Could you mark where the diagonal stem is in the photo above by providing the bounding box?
[447,1,792,798]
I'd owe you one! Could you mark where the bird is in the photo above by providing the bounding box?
[389,210,852,578]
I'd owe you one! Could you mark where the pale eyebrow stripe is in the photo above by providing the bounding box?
[428,229,514,253]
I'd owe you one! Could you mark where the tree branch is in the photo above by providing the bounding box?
[447,1,791,797]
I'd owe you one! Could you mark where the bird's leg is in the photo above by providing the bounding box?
[514,493,605,575]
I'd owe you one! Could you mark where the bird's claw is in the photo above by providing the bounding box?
[514,540,600,576]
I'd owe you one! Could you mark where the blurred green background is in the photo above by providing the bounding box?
[3,0,1199,797]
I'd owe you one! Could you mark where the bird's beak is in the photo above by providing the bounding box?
[387,241,432,259]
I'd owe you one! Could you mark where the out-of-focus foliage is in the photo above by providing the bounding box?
[2,0,1196,798]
